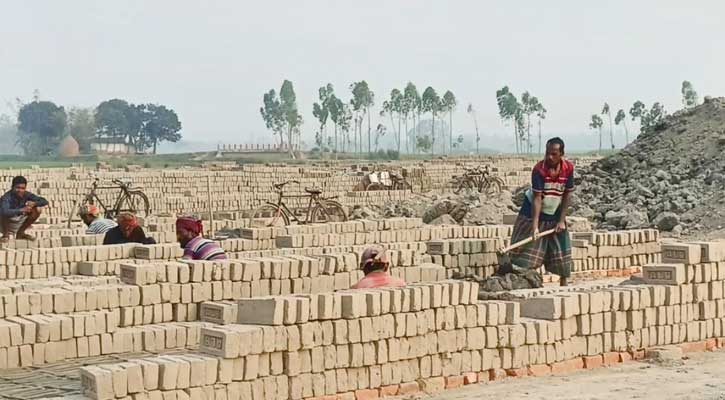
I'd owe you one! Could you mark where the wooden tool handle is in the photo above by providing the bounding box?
[499,228,557,254]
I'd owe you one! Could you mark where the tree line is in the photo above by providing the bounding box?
[260,80,463,157]
[588,81,699,153]
[5,92,182,156]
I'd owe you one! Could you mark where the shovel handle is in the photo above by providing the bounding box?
[498,228,557,254]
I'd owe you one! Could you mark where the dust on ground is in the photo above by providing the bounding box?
[414,349,725,400]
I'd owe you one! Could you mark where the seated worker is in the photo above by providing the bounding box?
[351,247,406,289]
[0,176,48,242]
[176,216,227,261]
[79,204,117,235]
[103,212,156,245]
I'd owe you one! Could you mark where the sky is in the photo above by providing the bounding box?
[1,0,724,152]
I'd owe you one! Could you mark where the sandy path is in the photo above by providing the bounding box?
[420,349,725,400]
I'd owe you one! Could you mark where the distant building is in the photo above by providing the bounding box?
[91,137,131,154]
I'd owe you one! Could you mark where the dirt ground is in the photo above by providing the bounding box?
[418,349,725,400]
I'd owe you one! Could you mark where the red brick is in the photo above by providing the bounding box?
[505,368,528,378]
[680,341,707,353]
[527,364,552,377]
[618,352,633,363]
[321,396,337,400]
[445,375,465,389]
[354,389,379,400]
[397,382,419,395]
[550,359,582,375]
[337,393,356,400]
[602,352,620,366]
[418,377,445,394]
[463,372,478,385]
[631,350,646,360]
[705,338,717,351]
[378,385,399,397]
[488,369,507,381]
[583,355,604,369]
[477,371,492,383]
[717,338,725,348]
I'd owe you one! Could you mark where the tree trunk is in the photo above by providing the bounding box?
[472,115,480,155]
[404,116,409,154]
[538,118,542,154]
[598,127,603,154]
[623,119,630,145]
[334,124,338,154]
[397,115,401,154]
[449,111,453,154]
[417,111,421,153]
[431,113,436,156]
[513,123,519,154]
[367,108,371,156]
[287,126,295,159]
[608,114,615,149]
[153,139,157,155]
[527,114,532,154]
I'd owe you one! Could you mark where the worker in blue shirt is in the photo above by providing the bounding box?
[0,176,48,242]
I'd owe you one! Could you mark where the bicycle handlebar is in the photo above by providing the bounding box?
[273,180,300,190]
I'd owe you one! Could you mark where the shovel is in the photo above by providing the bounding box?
[496,228,557,273]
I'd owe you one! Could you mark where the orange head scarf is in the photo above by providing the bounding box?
[116,212,139,237]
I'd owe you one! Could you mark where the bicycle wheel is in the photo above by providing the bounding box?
[454,178,474,194]
[366,183,385,191]
[484,177,503,194]
[115,191,151,219]
[251,203,290,227]
[310,200,347,223]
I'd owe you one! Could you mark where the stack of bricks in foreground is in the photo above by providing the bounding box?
[75,239,725,400]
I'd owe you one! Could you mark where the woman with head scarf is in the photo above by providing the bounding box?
[79,204,117,235]
[103,212,156,245]
[176,215,226,260]
[351,247,405,289]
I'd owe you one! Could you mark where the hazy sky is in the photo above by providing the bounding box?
[2,1,724,149]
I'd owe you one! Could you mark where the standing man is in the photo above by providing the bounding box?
[509,137,574,286]
[0,176,48,242]
[176,216,227,261]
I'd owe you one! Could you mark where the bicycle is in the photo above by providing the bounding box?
[66,174,151,227]
[452,165,504,195]
[250,180,347,227]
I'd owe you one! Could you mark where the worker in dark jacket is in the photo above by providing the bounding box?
[103,212,156,245]
[0,176,48,242]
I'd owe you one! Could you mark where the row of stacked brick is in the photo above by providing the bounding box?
[77,264,724,400]
[426,229,662,279]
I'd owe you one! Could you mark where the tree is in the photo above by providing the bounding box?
[17,100,67,155]
[350,81,374,155]
[421,87,441,155]
[280,80,302,158]
[66,107,95,153]
[404,83,421,153]
[380,89,404,153]
[601,102,614,149]
[681,81,699,109]
[640,102,668,133]
[466,103,481,154]
[629,100,646,135]
[535,102,547,154]
[138,104,182,154]
[521,92,542,153]
[451,134,464,150]
[441,90,457,154]
[589,114,604,153]
[260,90,285,146]
[614,109,629,145]
[374,123,386,152]
[416,134,432,153]
[96,99,142,151]
[496,86,522,153]
[312,84,334,152]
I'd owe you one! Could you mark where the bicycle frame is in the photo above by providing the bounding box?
[270,190,328,224]
[84,180,134,216]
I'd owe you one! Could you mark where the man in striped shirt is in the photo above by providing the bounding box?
[176,216,227,261]
[509,137,575,286]
[79,204,117,235]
